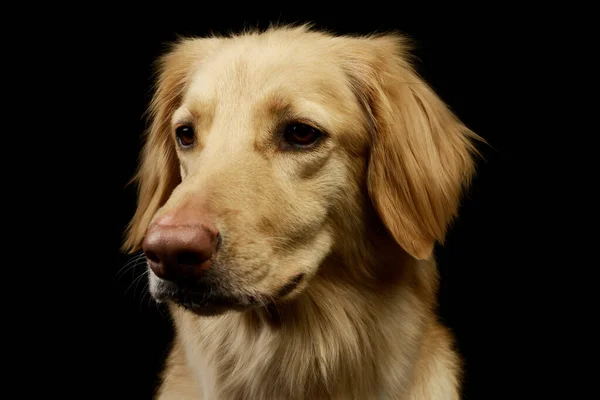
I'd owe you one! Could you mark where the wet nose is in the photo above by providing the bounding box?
[142,214,219,282]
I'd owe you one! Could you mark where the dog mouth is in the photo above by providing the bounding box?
[152,273,305,316]
[275,273,304,297]
[152,280,255,316]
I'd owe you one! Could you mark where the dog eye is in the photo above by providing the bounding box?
[176,125,195,148]
[283,123,323,148]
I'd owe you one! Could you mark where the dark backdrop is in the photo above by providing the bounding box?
[90,8,536,399]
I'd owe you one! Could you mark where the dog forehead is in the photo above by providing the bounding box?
[184,37,352,106]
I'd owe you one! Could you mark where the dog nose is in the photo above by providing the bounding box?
[142,216,219,282]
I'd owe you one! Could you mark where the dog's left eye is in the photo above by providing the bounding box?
[283,123,323,148]
[176,125,195,148]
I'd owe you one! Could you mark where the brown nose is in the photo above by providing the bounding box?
[142,214,219,283]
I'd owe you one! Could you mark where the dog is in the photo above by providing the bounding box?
[123,24,481,399]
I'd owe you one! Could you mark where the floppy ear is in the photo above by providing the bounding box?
[122,38,221,253]
[346,35,482,260]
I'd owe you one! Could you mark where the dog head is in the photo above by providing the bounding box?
[123,26,480,315]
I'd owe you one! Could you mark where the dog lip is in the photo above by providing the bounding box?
[153,280,257,316]
[176,300,243,317]
[152,273,306,316]
[275,273,305,298]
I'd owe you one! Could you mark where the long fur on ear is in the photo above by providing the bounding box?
[346,34,482,260]
[122,38,221,253]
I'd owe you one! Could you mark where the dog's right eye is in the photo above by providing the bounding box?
[176,125,195,148]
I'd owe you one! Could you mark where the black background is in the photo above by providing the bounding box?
[23,6,553,399]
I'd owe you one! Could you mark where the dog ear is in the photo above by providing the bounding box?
[346,35,482,260]
[122,38,221,253]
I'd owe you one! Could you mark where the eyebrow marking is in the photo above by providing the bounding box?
[172,108,194,127]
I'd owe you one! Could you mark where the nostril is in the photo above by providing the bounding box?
[177,251,208,266]
[145,250,160,263]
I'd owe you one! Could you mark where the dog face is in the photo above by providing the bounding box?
[123,26,479,315]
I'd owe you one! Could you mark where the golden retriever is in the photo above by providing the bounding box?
[123,24,481,399]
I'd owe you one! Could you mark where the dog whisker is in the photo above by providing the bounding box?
[116,252,147,280]
[124,269,150,297]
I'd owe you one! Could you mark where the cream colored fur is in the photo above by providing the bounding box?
[124,25,481,399]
